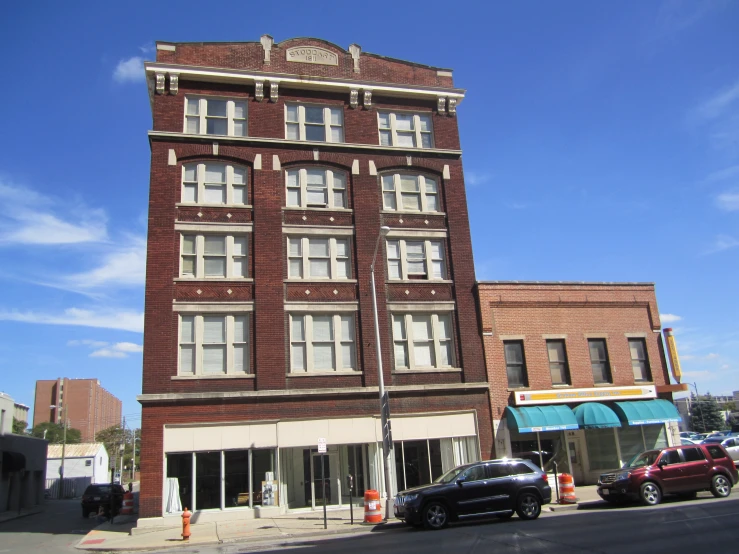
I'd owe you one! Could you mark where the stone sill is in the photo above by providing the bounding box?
[286,371,361,377]
[172,374,255,380]
[393,368,462,374]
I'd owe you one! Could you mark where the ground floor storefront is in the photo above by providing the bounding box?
[492,386,681,485]
[137,388,492,524]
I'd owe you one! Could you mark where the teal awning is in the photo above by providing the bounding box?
[612,399,682,426]
[505,405,579,433]
[573,402,621,428]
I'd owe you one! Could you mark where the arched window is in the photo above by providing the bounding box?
[381,173,439,213]
[285,167,347,209]
[181,162,248,206]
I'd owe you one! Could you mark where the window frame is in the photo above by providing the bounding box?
[289,313,357,373]
[381,173,440,213]
[285,167,348,210]
[588,339,613,384]
[287,236,352,280]
[392,313,455,371]
[179,234,249,279]
[377,111,434,149]
[181,162,248,206]
[184,96,247,137]
[628,338,652,383]
[284,103,344,143]
[386,238,446,281]
[504,340,528,388]
[546,339,571,386]
[178,314,250,376]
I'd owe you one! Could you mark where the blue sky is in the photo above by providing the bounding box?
[1,1,738,429]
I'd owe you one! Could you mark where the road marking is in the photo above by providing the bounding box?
[661,511,739,524]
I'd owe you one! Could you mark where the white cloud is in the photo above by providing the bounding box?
[466,171,493,187]
[67,339,143,358]
[0,181,107,245]
[111,342,143,353]
[706,353,720,359]
[704,165,739,183]
[705,234,739,254]
[90,348,127,359]
[68,339,108,348]
[113,57,145,83]
[696,79,739,121]
[716,191,739,211]
[505,202,529,210]
[63,235,146,289]
[660,313,682,323]
[0,307,143,333]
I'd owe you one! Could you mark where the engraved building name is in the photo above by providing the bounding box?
[286,46,338,66]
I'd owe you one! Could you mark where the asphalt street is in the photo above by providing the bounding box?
[152,496,739,554]
[0,499,97,554]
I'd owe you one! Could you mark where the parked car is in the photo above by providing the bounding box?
[681,438,698,445]
[394,459,551,530]
[81,484,126,518]
[597,444,738,506]
[701,437,739,462]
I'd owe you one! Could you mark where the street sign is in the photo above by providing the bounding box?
[318,437,327,453]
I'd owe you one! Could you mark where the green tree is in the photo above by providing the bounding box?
[12,418,27,434]
[30,422,82,444]
[690,392,729,433]
[96,425,139,475]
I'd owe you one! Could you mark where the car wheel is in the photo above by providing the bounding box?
[639,482,662,506]
[516,493,542,520]
[422,502,449,530]
[710,474,732,498]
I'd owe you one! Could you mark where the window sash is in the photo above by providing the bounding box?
[285,168,347,209]
[377,111,433,149]
[181,163,248,206]
[178,314,250,375]
[504,342,527,387]
[392,313,454,370]
[546,340,570,385]
[588,340,611,383]
[184,97,247,137]
[284,104,344,143]
[629,339,651,382]
[386,238,445,281]
[381,174,439,213]
[289,314,356,372]
[180,234,249,279]
[286,236,351,280]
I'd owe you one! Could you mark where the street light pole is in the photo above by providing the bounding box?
[51,404,67,497]
[371,225,393,521]
[689,382,707,433]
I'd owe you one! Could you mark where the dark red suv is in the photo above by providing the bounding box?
[597,444,738,506]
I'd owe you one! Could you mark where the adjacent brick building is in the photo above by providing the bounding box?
[477,281,685,484]
[33,378,121,443]
[138,36,491,523]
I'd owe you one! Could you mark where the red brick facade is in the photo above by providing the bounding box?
[139,37,489,518]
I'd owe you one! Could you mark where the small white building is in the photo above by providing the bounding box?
[47,443,109,484]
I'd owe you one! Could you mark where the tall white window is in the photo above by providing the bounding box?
[182,163,247,205]
[392,313,454,370]
[179,314,250,375]
[180,235,248,278]
[288,236,351,279]
[387,239,445,280]
[185,97,247,137]
[378,112,433,148]
[290,314,356,372]
[285,104,344,143]
[286,168,347,209]
[381,174,439,212]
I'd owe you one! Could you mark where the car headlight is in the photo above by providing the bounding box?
[615,471,631,481]
[404,494,419,503]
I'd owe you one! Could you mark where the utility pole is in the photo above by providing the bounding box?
[51,404,67,498]
[690,382,708,433]
[130,428,136,483]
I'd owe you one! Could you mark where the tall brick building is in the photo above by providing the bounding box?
[33,378,122,443]
[138,36,491,523]
[477,282,685,485]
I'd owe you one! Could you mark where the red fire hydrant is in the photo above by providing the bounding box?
[182,507,192,541]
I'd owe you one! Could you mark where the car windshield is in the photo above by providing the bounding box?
[434,465,469,484]
[87,486,111,494]
[703,438,723,443]
[624,451,660,468]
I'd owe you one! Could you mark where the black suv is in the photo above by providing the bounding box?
[81,484,125,517]
[394,459,552,530]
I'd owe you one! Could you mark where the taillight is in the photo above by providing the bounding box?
[541,473,549,482]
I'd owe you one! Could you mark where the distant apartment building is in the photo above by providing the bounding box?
[33,379,122,442]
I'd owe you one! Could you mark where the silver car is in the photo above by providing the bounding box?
[702,437,739,462]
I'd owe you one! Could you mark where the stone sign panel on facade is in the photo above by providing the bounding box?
[286,46,338,66]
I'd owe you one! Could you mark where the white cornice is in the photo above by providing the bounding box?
[145,62,465,102]
[148,131,463,157]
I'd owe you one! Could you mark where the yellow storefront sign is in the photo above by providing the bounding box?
[515,385,657,406]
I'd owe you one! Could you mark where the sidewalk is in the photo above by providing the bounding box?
[0,506,44,525]
[76,486,608,551]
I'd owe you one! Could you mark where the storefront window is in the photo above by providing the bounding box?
[394,439,455,491]
[166,453,192,511]
[252,449,275,506]
[585,429,620,470]
[643,424,667,450]
[618,426,644,465]
[196,452,221,510]
[224,450,250,508]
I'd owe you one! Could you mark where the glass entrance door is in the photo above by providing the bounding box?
[310,451,339,508]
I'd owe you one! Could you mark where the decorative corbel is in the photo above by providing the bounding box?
[168,73,179,95]
[155,73,165,95]
[447,98,457,116]
[260,34,274,65]
[269,82,279,103]
[348,43,361,73]
[437,97,446,115]
[349,89,359,109]
[254,81,264,102]
[362,90,372,110]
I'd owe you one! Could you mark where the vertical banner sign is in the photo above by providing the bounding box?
[663,328,682,384]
